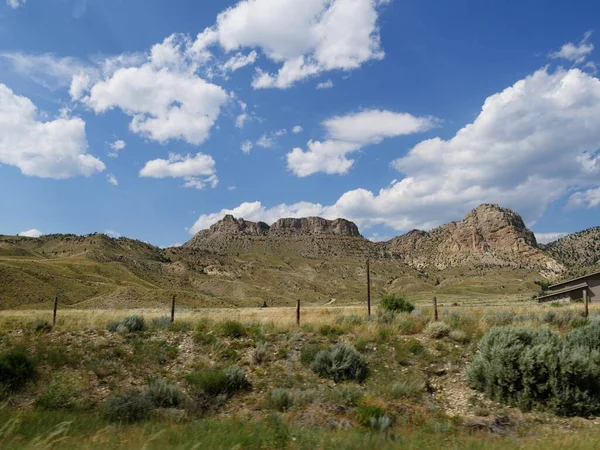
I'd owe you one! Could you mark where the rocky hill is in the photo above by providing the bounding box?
[386,204,564,277]
[545,227,600,268]
[184,215,376,259]
[3,204,596,309]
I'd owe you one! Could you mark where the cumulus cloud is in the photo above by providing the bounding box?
[107,173,118,186]
[241,140,253,154]
[0,52,87,90]
[6,0,25,9]
[192,67,600,233]
[18,228,42,238]
[108,139,126,158]
[256,134,274,148]
[139,152,218,190]
[73,35,229,145]
[550,31,594,64]
[192,0,386,89]
[287,109,437,176]
[316,79,334,89]
[104,229,121,238]
[568,187,600,209]
[292,125,303,133]
[535,232,569,244]
[0,84,105,179]
[222,50,258,72]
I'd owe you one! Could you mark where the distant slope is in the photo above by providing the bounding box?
[0,205,579,309]
[545,227,600,269]
[386,204,564,277]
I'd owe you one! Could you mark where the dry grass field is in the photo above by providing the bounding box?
[2,297,600,449]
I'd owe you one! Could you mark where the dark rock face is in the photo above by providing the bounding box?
[201,215,361,238]
[269,217,361,237]
[208,215,269,236]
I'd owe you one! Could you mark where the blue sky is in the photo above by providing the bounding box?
[1,0,599,247]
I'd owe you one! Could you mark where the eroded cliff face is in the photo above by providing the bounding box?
[184,205,565,276]
[184,215,370,259]
[387,204,564,276]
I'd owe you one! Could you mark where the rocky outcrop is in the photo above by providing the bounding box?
[387,204,564,276]
[545,227,600,268]
[207,215,270,236]
[269,217,360,237]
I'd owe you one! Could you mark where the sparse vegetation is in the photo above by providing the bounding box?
[468,323,600,416]
[0,349,36,395]
[380,294,415,314]
[311,343,369,382]
[102,389,153,423]
[424,321,451,338]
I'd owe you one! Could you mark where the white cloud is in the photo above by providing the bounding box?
[241,140,253,154]
[139,152,218,190]
[104,229,121,238]
[568,187,600,209]
[535,232,569,244]
[6,0,25,9]
[227,185,237,191]
[0,83,105,179]
[316,79,334,89]
[75,35,229,146]
[18,228,42,238]
[222,50,257,72]
[193,0,386,89]
[192,67,600,233]
[0,52,86,90]
[107,173,118,186]
[108,139,126,158]
[235,101,249,128]
[550,31,594,64]
[287,109,437,176]
[256,134,274,148]
[292,125,303,133]
[367,232,392,242]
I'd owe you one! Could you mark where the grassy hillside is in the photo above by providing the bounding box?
[0,234,547,310]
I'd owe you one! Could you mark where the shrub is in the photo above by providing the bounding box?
[33,319,52,333]
[106,321,120,332]
[220,321,246,339]
[335,314,364,326]
[319,324,344,337]
[253,341,269,364]
[300,344,325,366]
[102,390,153,423]
[380,295,415,314]
[147,378,184,408]
[481,311,515,327]
[151,316,172,330]
[467,324,600,416]
[35,377,80,410]
[122,315,146,332]
[311,343,369,383]
[396,314,429,335]
[390,377,427,399]
[269,388,293,411]
[186,366,251,397]
[356,404,386,428]
[424,321,451,339]
[0,349,35,394]
[449,329,470,344]
[326,386,363,407]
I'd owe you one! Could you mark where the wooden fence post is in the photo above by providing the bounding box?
[433,296,438,322]
[367,258,371,318]
[296,299,301,326]
[53,296,58,327]
[171,294,176,323]
[584,289,589,318]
